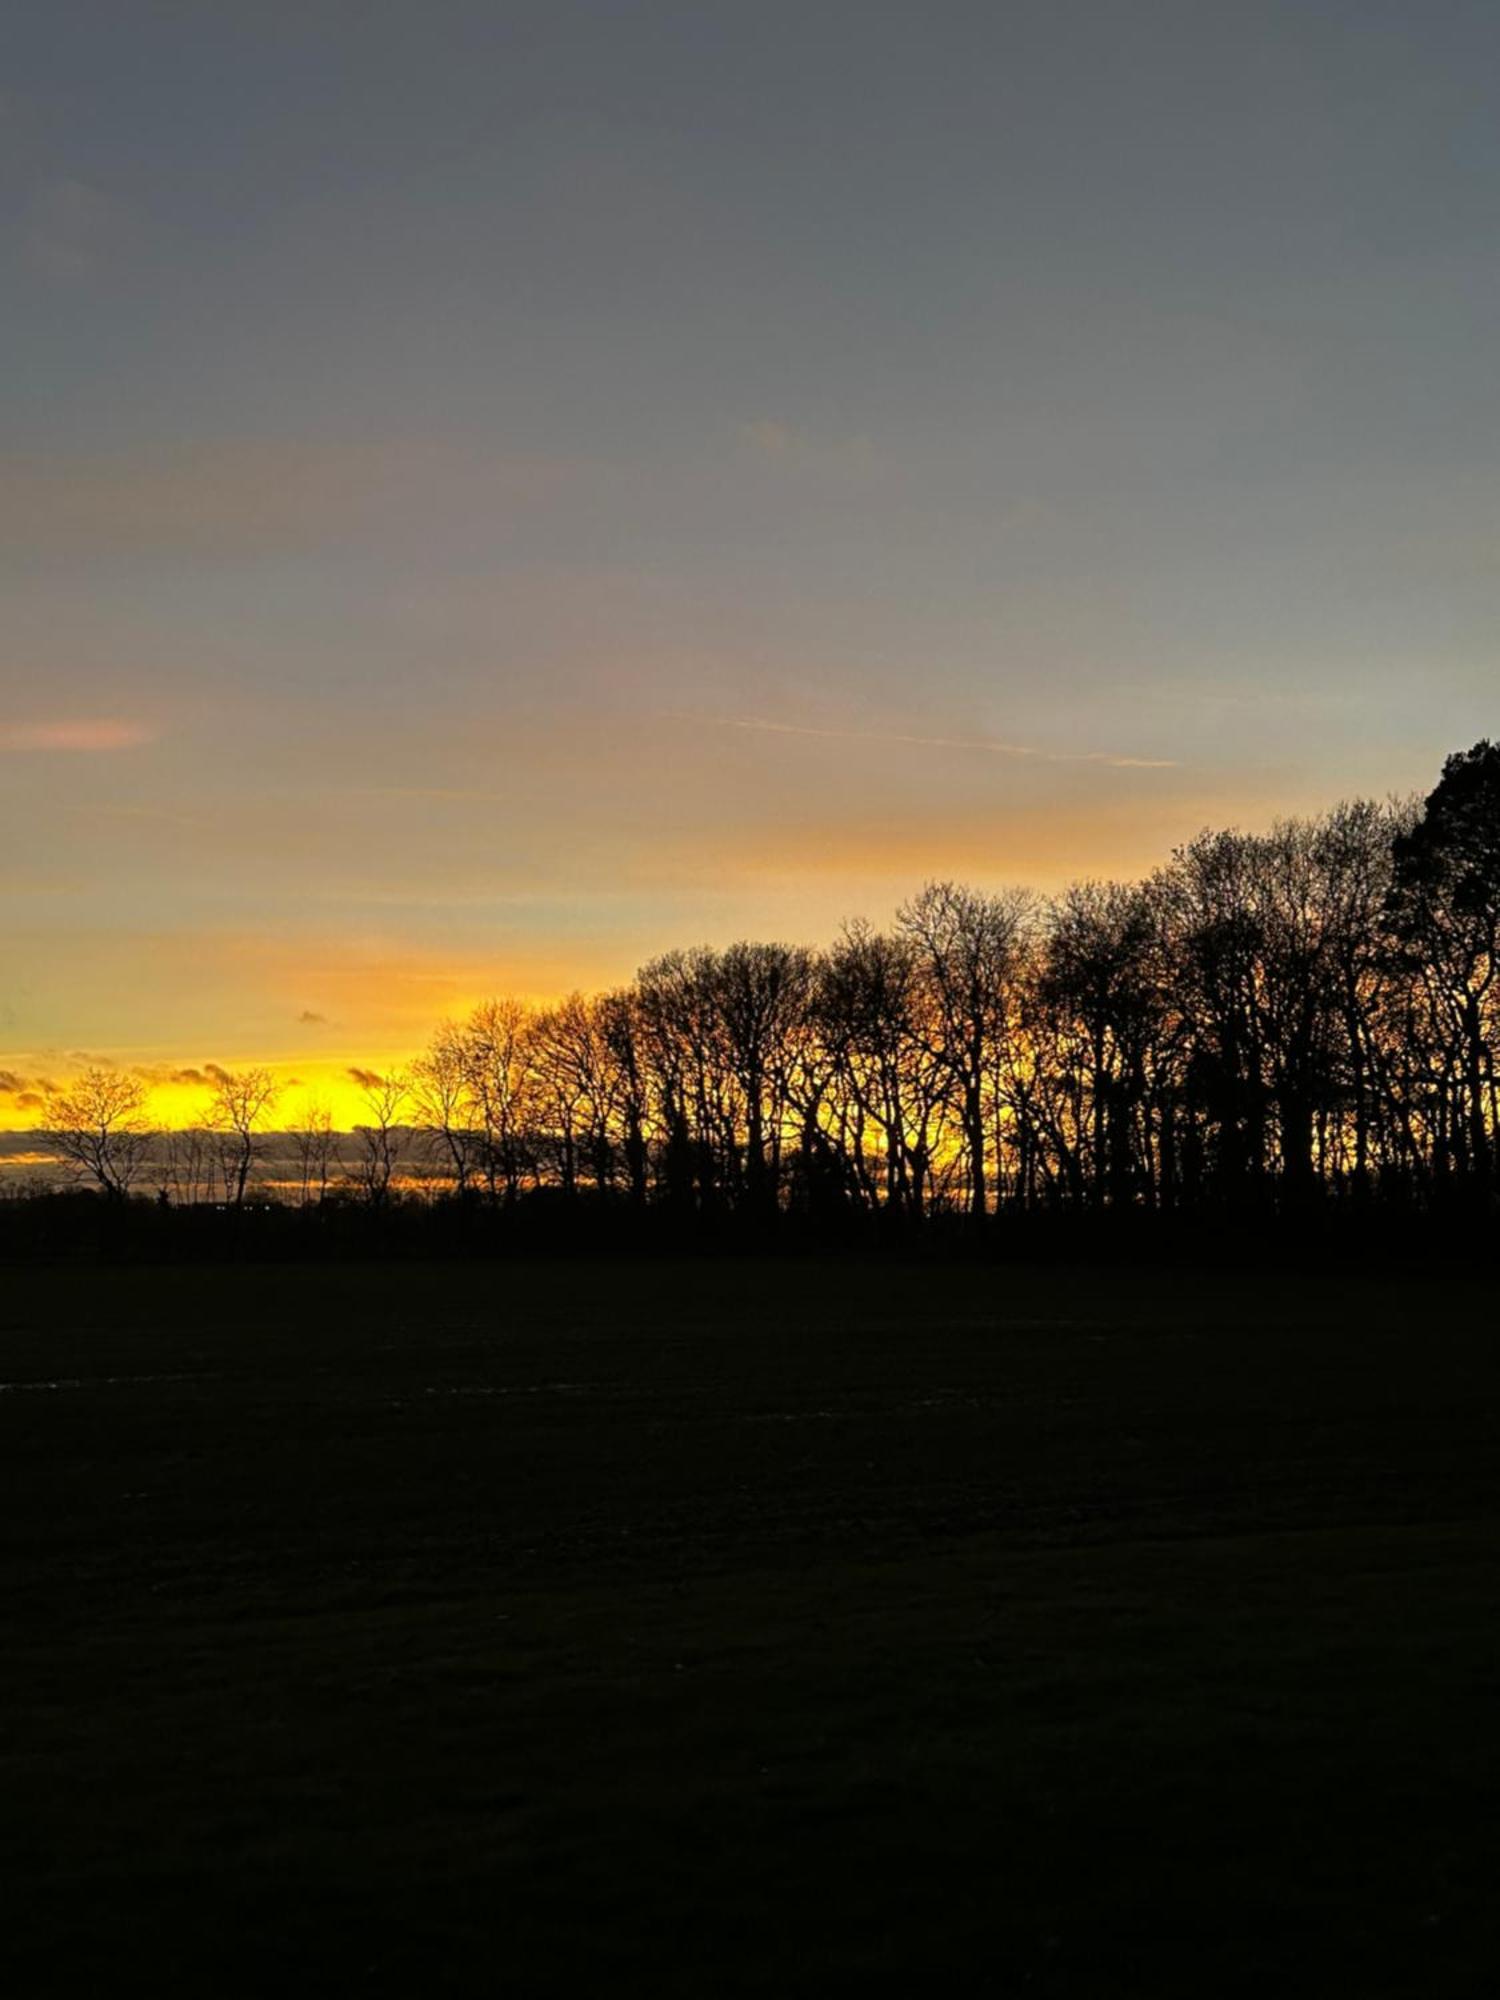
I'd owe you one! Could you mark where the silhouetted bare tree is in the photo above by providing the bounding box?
[1388,742,1500,1193]
[351,1069,410,1208]
[41,1067,154,1197]
[205,1065,279,1207]
[899,882,1034,1221]
[412,1024,480,1197]
[290,1096,340,1206]
[460,1000,533,1205]
[159,1125,214,1207]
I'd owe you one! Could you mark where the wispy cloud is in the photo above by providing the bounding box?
[696,715,1177,770]
[0,720,154,752]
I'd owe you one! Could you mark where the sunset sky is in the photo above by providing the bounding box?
[5,2,1500,1125]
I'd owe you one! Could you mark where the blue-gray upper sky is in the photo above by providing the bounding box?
[4,1,1499,1079]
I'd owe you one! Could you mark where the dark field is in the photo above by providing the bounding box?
[4,1258,1500,1996]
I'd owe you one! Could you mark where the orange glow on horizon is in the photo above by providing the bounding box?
[0,1057,431,1138]
[0,774,1364,1139]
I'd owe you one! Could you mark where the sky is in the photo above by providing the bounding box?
[4,1,1500,1124]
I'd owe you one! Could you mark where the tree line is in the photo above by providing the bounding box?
[32,741,1500,1230]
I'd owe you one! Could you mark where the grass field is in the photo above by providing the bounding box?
[4,1255,1499,1995]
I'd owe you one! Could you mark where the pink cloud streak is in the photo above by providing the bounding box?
[0,720,154,752]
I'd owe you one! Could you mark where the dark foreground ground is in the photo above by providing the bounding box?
[3,1257,1499,1996]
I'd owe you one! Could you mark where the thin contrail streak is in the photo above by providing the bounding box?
[700,715,1177,769]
